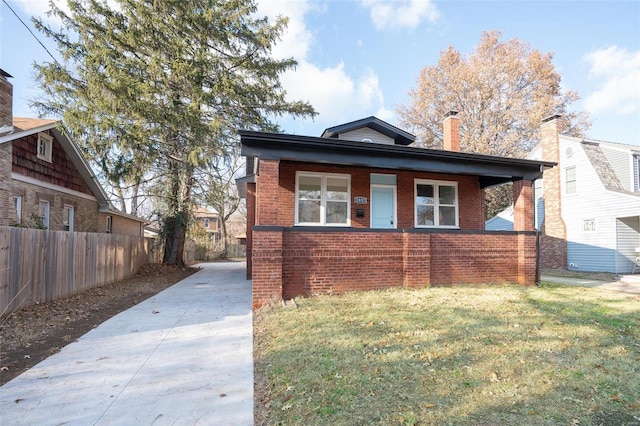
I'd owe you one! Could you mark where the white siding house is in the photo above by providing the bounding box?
[487,135,640,274]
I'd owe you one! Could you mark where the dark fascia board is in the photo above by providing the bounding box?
[239,130,555,187]
[320,116,415,146]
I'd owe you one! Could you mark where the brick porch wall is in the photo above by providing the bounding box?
[252,227,536,308]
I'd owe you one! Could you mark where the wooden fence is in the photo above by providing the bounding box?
[0,226,151,316]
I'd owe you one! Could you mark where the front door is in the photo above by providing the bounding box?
[371,186,395,229]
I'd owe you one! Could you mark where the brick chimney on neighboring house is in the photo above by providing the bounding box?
[539,114,567,269]
[443,110,460,151]
[0,69,14,227]
[0,69,13,135]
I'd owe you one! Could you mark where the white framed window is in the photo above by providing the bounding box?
[583,219,596,232]
[415,180,459,228]
[633,155,639,192]
[38,200,50,229]
[295,172,350,226]
[13,195,22,222]
[37,132,53,163]
[565,166,576,195]
[106,215,113,233]
[63,205,74,232]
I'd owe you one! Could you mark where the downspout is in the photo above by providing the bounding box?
[534,166,542,286]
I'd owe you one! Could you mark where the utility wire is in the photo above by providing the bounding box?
[1,0,62,66]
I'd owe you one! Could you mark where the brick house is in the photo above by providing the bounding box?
[0,70,145,235]
[238,114,555,308]
[193,207,221,242]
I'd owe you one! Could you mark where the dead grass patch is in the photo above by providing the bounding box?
[254,283,640,425]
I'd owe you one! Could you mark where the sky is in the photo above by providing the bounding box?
[1,0,639,146]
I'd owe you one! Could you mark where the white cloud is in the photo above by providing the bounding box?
[13,0,72,25]
[583,46,640,116]
[256,0,391,127]
[361,0,440,31]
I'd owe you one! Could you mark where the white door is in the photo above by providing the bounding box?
[371,186,395,228]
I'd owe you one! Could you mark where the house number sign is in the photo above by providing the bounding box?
[354,196,367,204]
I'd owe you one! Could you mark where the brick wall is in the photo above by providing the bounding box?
[0,73,12,129]
[539,116,567,268]
[0,142,12,226]
[11,179,99,231]
[99,212,144,236]
[278,161,485,230]
[252,227,536,308]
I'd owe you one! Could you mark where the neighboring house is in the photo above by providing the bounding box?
[237,113,554,308]
[485,205,514,231]
[486,115,640,274]
[193,207,221,242]
[0,70,145,235]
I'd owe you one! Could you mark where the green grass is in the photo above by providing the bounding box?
[254,283,640,425]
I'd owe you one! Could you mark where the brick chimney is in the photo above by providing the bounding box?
[443,110,460,151]
[0,69,13,135]
[539,114,567,269]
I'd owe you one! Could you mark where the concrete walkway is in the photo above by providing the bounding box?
[0,262,253,426]
[541,274,640,295]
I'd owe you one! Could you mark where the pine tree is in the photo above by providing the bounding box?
[33,0,315,265]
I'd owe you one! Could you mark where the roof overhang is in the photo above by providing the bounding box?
[239,130,555,189]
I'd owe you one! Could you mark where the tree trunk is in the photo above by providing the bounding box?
[221,219,228,257]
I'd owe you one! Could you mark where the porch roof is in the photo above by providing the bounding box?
[239,130,555,189]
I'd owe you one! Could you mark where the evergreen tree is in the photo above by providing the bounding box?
[33,0,315,265]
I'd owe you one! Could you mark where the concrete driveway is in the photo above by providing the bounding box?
[0,262,253,425]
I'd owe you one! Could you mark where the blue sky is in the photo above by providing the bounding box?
[2,0,639,145]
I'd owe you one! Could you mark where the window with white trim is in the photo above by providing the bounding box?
[63,205,74,232]
[633,155,639,192]
[583,219,596,232]
[13,196,22,222]
[565,166,576,194]
[37,132,53,162]
[295,172,350,226]
[106,215,113,233]
[415,180,458,228]
[38,200,50,229]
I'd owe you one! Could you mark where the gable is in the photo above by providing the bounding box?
[338,127,394,145]
[11,132,93,195]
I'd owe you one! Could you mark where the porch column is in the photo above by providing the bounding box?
[252,227,283,309]
[513,179,533,231]
[246,182,256,279]
[256,159,280,226]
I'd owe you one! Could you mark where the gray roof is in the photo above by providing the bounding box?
[581,142,627,192]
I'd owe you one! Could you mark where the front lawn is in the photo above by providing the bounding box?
[254,283,640,425]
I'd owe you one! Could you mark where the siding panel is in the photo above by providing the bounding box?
[616,216,640,273]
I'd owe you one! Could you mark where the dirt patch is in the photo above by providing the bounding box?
[0,263,197,386]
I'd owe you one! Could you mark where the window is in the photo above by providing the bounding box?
[63,205,74,232]
[415,180,458,228]
[204,218,210,228]
[38,200,50,229]
[106,215,113,234]
[295,172,350,226]
[37,132,53,162]
[633,155,639,192]
[13,196,22,222]
[583,219,596,232]
[565,166,576,194]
